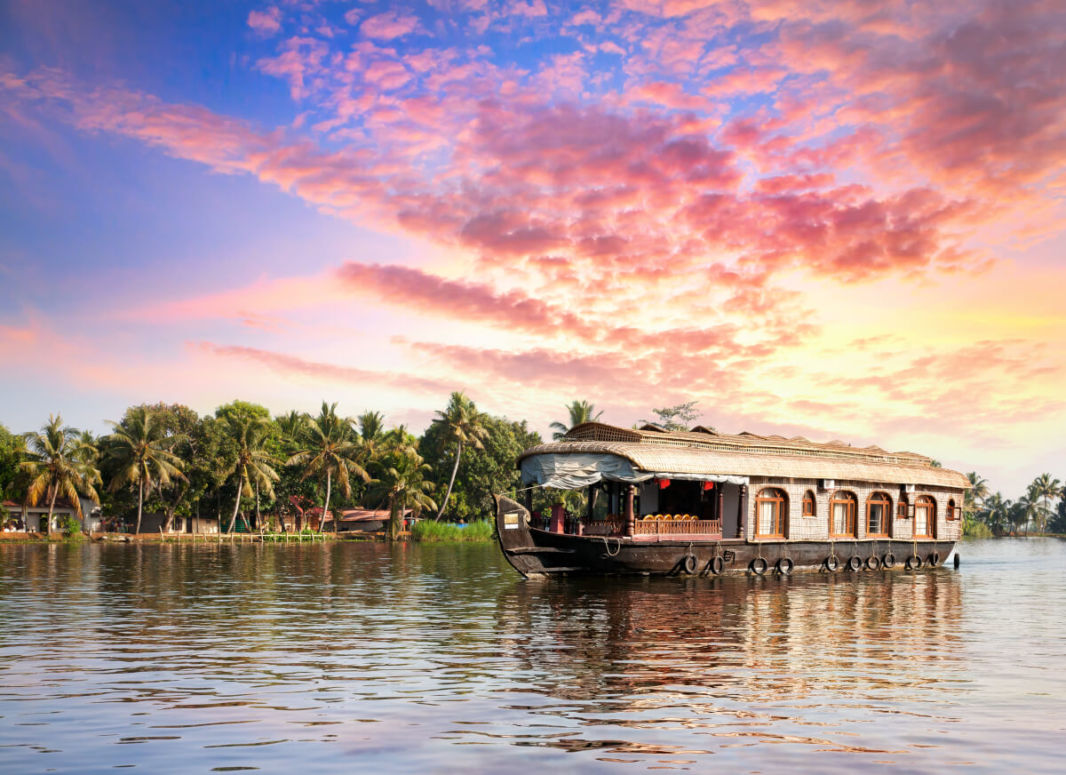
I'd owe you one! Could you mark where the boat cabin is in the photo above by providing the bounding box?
[517,423,967,544]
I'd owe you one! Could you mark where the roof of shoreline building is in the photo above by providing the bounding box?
[519,422,970,490]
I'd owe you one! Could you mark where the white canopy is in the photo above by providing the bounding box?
[521,452,748,490]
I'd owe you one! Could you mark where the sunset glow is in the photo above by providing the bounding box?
[2,0,1064,494]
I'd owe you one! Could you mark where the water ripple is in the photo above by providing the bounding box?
[0,539,1064,773]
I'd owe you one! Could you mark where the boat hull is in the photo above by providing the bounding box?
[494,495,956,577]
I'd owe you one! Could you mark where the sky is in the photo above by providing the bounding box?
[1,0,1064,497]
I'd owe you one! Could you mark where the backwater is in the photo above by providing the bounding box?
[0,537,1063,773]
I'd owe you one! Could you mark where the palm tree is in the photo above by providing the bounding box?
[1013,490,1039,536]
[963,472,989,530]
[103,406,184,535]
[286,402,369,534]
[980,492,1010,535]
[432,392,488,521]
[550,400,604,440]
[357,411,386,444]
[1030,473,1061,534]
[276,410,308,454]
[369,434,436,540]
[21,415,101,536]
[222,413,279,533]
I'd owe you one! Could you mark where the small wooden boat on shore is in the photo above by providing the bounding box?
[495,422,966,577]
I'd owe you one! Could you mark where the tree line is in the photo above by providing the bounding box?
[0,392,539,539]
[963,472,1066,537]
[7,395,1053,540]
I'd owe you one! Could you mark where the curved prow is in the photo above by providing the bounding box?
[494,494,535,577]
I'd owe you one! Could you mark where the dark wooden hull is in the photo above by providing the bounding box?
[495,495,956,577]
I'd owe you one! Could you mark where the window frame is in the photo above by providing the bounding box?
[829,490,858,538]
[866,491,893,538]
[946,498,957,521]
[754,487,788,539]
[802,490,816,517]
[915,495,936,538]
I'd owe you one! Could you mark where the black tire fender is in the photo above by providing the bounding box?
[825,556,840,572]
[776,557,794,575]
[707,555,724,575]
[847,555,863,572]
[682,554,697,575]
[928,552,941,567]
[882,552,896,569]
[865,555,881,571]
[906,554,923,570]
[750,557,768,575]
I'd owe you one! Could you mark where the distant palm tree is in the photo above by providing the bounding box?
[21,415,101,536]
[1013,489,1039,536]
[286,402,368,534]
[369,435,436,540]
[432,392,488,521]
[276,410,308,455]
[357,411,386,443]
[103,406,184,535]
[222,413,279,533]
[964,472,989,527]
[550,400,603,440]
[980,492,1010,535]
[1030,473,1061,534]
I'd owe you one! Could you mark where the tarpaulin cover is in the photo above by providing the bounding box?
[521,453,748,490]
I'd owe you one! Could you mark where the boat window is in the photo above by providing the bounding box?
[802,490,815,517]
[898,493,909,519]
[755,488,787,538]
[915,495,936,538]
[946,498,957,521]
[830,491,858,537]
[867,492,892,537]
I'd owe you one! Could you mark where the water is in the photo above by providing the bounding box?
[0,538,1063,774]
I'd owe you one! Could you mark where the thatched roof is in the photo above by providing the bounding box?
[520,423,969,490]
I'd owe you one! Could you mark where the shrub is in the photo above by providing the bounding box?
[411,519,495,543]
[963,519,993,539]
[61,515,85,541]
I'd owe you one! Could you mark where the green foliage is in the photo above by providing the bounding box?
[366,430,435,540]
[411,519,494,542]
[101,406,184,534]
[421,411,540,522]
[60,514,84,540]
[21,414,101,537]
[550,400,603,440]
[0,423,27,503]
[643,401,703,431]
[429,392,490,520]
[286,401,369,533]
[963,519,993,538]
[218,406,280,533]
[1049,499,1066,534]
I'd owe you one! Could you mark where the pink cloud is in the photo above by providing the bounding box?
[361,11,422,40]
[247,7,282,37]
[197,343,452,395]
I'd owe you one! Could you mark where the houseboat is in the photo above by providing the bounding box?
[495,422,967,577]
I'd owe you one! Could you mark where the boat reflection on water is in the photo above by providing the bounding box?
[491,571,964,760]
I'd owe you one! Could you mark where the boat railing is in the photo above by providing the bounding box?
[581,518,723,537]
[635,519,722,536]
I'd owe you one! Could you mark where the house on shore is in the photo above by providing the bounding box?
[2,498,102,533]
[136,512,220,535]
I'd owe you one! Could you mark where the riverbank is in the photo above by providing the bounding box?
[0,521,498,544]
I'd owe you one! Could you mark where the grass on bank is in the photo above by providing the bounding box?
[963,520,994,538]
[411,520,494,543]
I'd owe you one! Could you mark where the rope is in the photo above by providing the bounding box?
[514,483,549,493]
[602,534,621,557]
